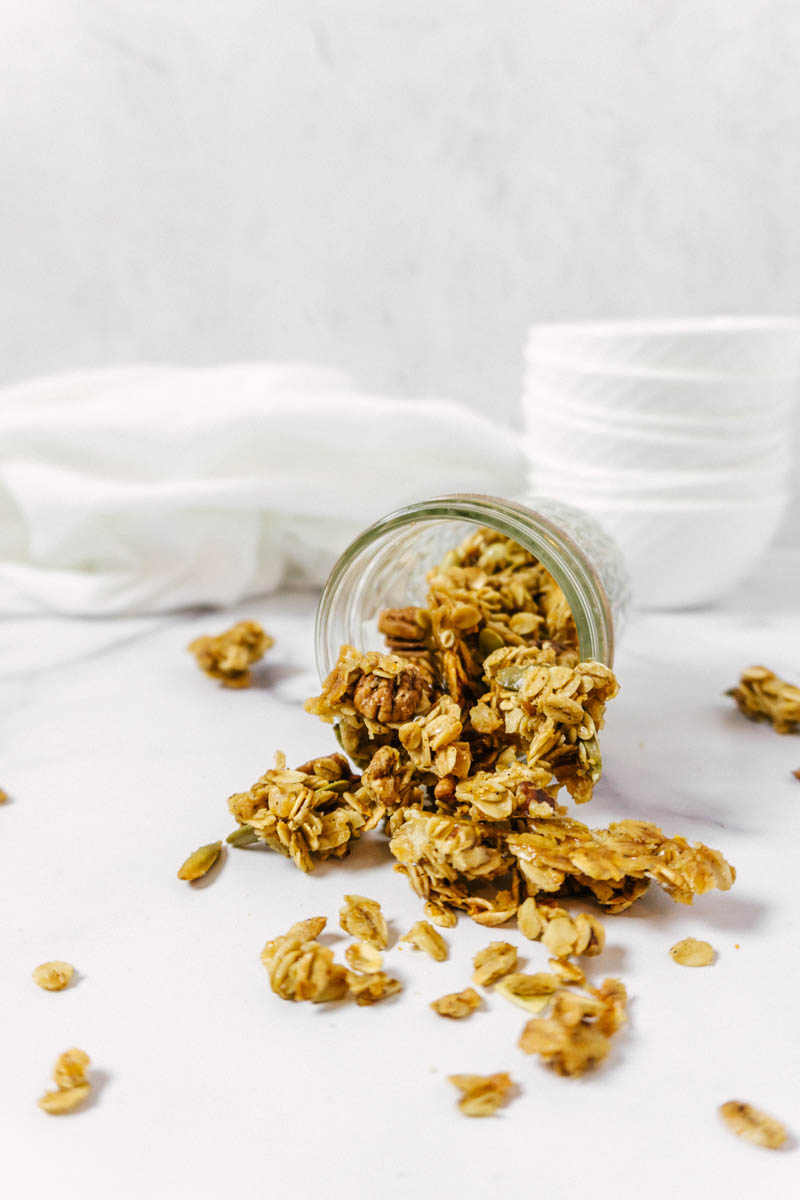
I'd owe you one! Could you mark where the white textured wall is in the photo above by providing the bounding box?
[2,0,799,532]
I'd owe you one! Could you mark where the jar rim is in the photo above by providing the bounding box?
[315,492,616,678]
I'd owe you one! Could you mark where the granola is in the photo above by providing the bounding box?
[346,970,402,1005]
[727,666,800,734]
[177,841,222,881]
[344,942,384,973]
[38,1049,92,1115]
[401,920,448,961]
[472,941,518,987]
[32,961,74,992]
[718,1100,788,1149]
[188,620,273,688]
[228,753,379,873]
[261,917,348,1003]
[339,894,389,949]
[430,987,483,1019]
[448,1071,514,1117]
[0,787,7,803]
[494,972,559,1014]
[519,979,627,1076]
[669,937,714,967]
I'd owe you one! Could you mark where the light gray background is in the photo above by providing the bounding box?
[2,0,799,535]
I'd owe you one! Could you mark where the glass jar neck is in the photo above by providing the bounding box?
[315,493,620,680]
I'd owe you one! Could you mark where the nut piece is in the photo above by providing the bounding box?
[345,970,402,1006]
[339,895,388,949]
[727,666,800,734]
[38,1049,92,1115]
[177,841,222,881]
[401,920,448,962]
[344,942,384,973]
[32,961,75,992]
[430,987,482,1019]
[0,787,8,803]
[494,972,559,1014]
[448,1072,514,1117]
[719,1101,788,1149]
[472,942,518,987]
[188,620,273,688]
[669,937,715,967]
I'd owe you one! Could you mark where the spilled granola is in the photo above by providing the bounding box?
[727,666,800,734]
[401,920,448,961]
[430,987,483,1019]
[448,1071,514,1117]
[188,620,273,688]
[37,1049,92,1115]
[719,1100,788,1149]
[670,937,714,967]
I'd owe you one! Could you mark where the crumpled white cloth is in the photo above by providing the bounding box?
[0,364,526,614]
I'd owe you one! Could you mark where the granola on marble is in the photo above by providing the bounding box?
[401,920,448,961]
[494,972,559,1014]
[472,941,518,987]
[718,1101,788,1149]
[227,753,381,872]
[669,937,714,967]
[37,1049,92,1115]
[32,961,75,991]
[430,987,483,1019]
[188,619,273,688]
[344,942,384,973]
[345,970,402,1006]
[727,666,800,734]
[339,894,389,949]
[448,1071,514,1117]
[261,917,348,1003]
[519,978,627,1076]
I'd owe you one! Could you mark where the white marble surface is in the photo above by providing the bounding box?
[2,551,799,1199]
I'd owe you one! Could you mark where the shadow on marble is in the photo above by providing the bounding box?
[80,1068,112,1113]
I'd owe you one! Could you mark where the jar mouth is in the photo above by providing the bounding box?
[315,493,616,681]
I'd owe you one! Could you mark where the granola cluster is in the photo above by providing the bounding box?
[227,753,381,872]
[518,978,628,1076]
[37,1049,92,1115]
[261,906,402,1007]
[727,665,800,734]
[188,619,273,688]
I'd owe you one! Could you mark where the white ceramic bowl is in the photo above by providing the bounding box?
[563,492,790,608]
[523,385,795,438]
[522,358,799,422]
[525,407,788,471]
[526,317,800,379]
[531,468,789,506]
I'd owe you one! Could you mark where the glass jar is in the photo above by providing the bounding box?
[315,493,630,679]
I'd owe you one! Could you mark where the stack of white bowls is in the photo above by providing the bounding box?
[523,318,800,609]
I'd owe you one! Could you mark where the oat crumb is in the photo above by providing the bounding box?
[448,1072,514,1117]
[719,1101,788,1149]
[32,962,75,991]
[669,937,714,967]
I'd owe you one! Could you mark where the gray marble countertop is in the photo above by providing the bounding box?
[2,550,799,1199]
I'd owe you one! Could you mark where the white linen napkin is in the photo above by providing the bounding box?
[0,364,525,614]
